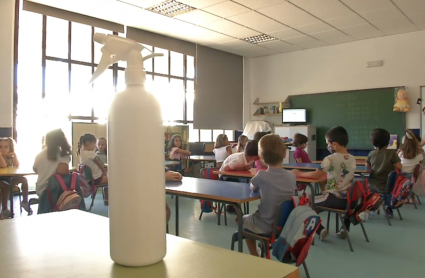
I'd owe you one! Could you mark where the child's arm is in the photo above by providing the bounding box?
[292,168,325,179]
[394,162,402,171]
[226,146,232,156]
[0,156,7,168]
[250,182,259,191]
[56,163,70,175]
[174,148,191,156]
[93,157,107,174]
[295,158,302,163]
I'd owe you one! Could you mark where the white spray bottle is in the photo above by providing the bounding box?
[89,33,165,266]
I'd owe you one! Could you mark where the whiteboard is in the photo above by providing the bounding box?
[71,122,107,168]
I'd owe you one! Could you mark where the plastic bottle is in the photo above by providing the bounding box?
[89,33,165,266]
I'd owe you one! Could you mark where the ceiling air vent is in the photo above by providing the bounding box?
[147,0,196,17]
[242,34,277,44]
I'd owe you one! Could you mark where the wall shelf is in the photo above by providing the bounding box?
[252,97,290,116]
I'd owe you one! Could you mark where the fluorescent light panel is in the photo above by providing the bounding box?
[242,34,277,44]
[147,0,196,17]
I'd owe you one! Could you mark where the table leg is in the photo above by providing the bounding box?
[234,203,243,252]
[175,196,179,236]
[9,183,14,218]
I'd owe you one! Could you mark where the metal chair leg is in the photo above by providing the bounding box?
[338,214,353,252]
[326,211,331,231]
[224,204,227,226]
[416,194,421,205]
[88,188,98,212]
[411,193,418,209]
[303,261,311,278]
[199,209,204,221]
[335,214,339,233]
[360,222,369,242]
[396,208,403,220]
[230,233,237,251]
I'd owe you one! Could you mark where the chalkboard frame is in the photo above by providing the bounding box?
[288,87,406,150]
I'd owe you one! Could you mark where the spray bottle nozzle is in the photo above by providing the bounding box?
[89,33,163,84]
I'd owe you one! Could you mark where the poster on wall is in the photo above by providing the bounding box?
[388,134,398,149]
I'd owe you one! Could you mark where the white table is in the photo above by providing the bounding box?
[0,210,299,278]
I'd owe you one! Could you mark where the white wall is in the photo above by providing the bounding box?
[0,0,15,127]
[244,30,425,129]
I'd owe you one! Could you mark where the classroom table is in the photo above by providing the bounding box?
[189,155,216,162]
[0,210,299,278]
[165,160,181,167]
[165,177,260,252]
[282,163,371,174]
[0,166,36,218]
[312,160,366,165]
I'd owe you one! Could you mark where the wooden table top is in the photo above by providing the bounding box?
[282,163,371,174]
[165,177,260,204]
[0,166,35,177]
[189,155,216,161]
[214,169,327,183]
[0,210,299,278]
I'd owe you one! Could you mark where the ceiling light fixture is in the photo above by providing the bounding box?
[147,0,196,17]
[242,34,277,44]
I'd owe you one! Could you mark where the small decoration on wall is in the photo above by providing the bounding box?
[388,134,398,149]
[393,87,410,112]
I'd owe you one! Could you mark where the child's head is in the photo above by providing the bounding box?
[293,133,308,149]
[96,137,107,155]
[370,128,390,149]
[254,131,269,142]
[399,129,419,159]
[45,129,71,160]
[168,134,183,150]
[325,126,349,153]
[237,135,248,147]
[77,133,97,155]
[0,137,15,156]
[214,134,229,148]
[259,134,286,167]
[244,140,260,161]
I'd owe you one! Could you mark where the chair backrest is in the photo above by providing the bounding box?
[78,164,93,183]
[203,142,214,154]
[413,164,421,181]
[200,168,219,180]
[273,199,295,238]
[348,180,365,203]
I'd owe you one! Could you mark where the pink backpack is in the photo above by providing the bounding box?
[47,173,82,211]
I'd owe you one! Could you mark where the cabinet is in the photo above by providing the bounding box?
[252,97,290,116]
[164,125,189,156]
[274,125,317,161]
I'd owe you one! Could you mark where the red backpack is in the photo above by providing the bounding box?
[389,170,411,208]
[348,180,384,225]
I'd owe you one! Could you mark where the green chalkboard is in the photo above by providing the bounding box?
[289,88,405,149]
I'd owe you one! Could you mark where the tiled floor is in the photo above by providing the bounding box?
[10,190,425,278]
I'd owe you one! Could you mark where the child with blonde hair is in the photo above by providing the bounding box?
[244,134,297,256]
[234,135,248,153]
[0,137,31,217]
[213,134,232,168]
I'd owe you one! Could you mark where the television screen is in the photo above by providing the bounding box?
[282,109,306,124]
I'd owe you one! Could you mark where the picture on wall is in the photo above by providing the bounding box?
[388,134,398,149]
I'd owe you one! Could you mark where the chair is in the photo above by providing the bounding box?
[78,164,108,211]
[380,170,410,226]
[410,164,421,208]
[199,168,227,225]
[230,199,316,278]
[315,180,370,252]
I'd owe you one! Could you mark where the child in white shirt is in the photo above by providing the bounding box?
[398,130,423,175]
[77,133,107,185]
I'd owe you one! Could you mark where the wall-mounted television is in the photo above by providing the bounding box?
[282,109,307,125]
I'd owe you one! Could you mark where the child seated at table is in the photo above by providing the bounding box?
[366,128,401,218]
[253,132,269,170]
[233,135,248,153]
[293,133,312,163]
[0,137,29,218]
[244,134,297,256]
[213,134,232,168]
[33,129,71,197]
[292,126,356,241]
[218,140,260,180]
[397,129,423,176]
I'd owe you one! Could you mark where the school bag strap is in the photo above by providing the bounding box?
[55,172,77,192]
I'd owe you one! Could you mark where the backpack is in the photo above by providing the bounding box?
[412,166,425,197]
[77,165,97,198]
[388,170,411,208]
[200,200,214,213]
[348,180,384,225]
[47,173,82,212]
[271,205,320,263]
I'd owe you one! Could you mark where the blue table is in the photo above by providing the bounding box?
[166,177,260,252]
[282,163,371,174]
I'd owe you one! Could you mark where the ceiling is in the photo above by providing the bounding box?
[28,0,425,57]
